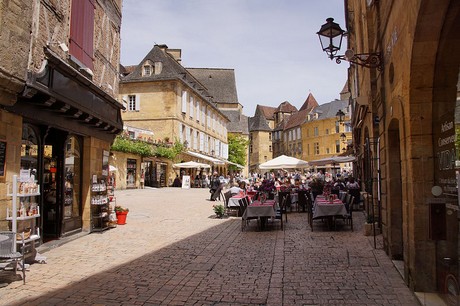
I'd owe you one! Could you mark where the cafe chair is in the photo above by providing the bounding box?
[0,231,26,284]
[297,190,308,213]
[278,191,292,213]
[305,192,314,231]
[239,196,256,231]
[274,197,287,230]
[343,195,355,231]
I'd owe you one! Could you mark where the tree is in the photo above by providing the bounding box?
[228,133,249,171]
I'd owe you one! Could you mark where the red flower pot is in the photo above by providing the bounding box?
[116,211,128,225]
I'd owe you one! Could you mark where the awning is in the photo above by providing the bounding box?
[186,151,225,165]
[225,160,244,169]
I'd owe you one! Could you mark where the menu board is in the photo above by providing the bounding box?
[0,141,6,177]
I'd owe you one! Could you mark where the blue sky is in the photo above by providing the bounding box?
[120,1,348,116]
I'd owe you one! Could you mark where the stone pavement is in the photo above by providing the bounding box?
[0,187,420,306]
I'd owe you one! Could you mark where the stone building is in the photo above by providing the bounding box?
[248,105,276,173]
[0,0,124,246]
[338,0,460,299]
[119,44,230,184]
[187,68,248,177]
[301,99,351,170]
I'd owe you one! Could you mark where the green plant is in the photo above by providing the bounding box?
[115,205,129,213]
[213,204,225,216]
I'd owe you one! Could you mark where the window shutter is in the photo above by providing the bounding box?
[135,95,140,111]
[179,123,183,143]
[190,96,194,118]
[69,0,95,70]
[181,91,187,113]
[196,101,200,121]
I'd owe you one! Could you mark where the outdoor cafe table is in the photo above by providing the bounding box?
[313,195,347,220]
[242,200,276,230]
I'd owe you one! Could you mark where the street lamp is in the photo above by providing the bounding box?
[336,109,345,124]
[317,18,383,70]
[340,133,347,143]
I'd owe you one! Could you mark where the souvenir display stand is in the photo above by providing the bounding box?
[7,174,40,259]
[90,177,110,232]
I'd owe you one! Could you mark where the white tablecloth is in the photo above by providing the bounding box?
[243,200,276,220]
[228,196,243,207]
[313,196,347,219]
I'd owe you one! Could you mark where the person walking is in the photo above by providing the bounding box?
[209,172,222,201]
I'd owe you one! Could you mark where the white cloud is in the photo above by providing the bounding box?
[121,0,348,116]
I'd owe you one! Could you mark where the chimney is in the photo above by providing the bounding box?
[157,44,168,52]
[167,48,182,64]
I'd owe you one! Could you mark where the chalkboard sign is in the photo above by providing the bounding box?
[0,141,6,177]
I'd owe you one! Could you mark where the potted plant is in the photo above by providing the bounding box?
[115,205,129,225]
[364,215,378,236]
[213,204,225,218]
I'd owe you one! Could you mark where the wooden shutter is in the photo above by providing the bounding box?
[70,0,95,70]
[135,95,140,111]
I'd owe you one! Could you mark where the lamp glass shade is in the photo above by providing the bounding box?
[317,18,345,57]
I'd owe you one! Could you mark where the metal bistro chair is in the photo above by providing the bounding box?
[0,231,26,284]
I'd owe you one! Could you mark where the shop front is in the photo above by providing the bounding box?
[3,51,123,242]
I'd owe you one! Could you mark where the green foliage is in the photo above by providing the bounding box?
[228,133,249,170]
[111,136,154,157]
[111,136,184,160]
[153,140,184,160]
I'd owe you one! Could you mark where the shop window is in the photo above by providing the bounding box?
[63,135,82,219]
[127,159,137,188]
[21,124,39,173]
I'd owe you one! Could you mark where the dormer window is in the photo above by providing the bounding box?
[143,65,152,76]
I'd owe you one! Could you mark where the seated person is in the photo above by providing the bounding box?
[229,182,243,195]
[172,175,181,187]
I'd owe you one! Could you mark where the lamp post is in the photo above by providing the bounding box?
[317,18,383,70]
[336,109,345,124]
[340,133,347,143]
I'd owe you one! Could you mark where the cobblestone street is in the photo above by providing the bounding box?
[0,188,419,305]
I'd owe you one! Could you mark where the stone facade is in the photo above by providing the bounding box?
[0,0,124,240]
[346,0,460,296]
[120,45,230,181]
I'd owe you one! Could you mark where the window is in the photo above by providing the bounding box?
[314,142,320,155]
[326,148,330,154]
[181,91,188,113]
[143,65,152,76]
[336,140,341,153]
[335,121,340,133]
[128,95,139,111]
[196,101,200,122]
[269,132,272,141]
[69,0,95,70]
[269,145,272,152]
[314,127,319,136]
[250,145,253,153]
[325,129,329,135]
[190,96,194,119]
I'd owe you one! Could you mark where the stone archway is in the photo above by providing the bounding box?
[408,0,460,292]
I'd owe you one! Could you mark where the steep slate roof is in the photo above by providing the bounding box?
[249,107,272,132]
[120,44,226,117]
[310,99,349,120]
[256,105,277,120]
[284,109,309,130]
[275,101,298,113]
[221,110,249,134]
[187,68,239,104]
[299,93,319,111]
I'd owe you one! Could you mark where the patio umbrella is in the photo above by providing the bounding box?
[308,156,355,166]
[109,165,118,172]
[259,155,309,169]
[172,161,211,169]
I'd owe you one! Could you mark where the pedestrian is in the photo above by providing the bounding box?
[140,169,145,189]
[209,172,221,201]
